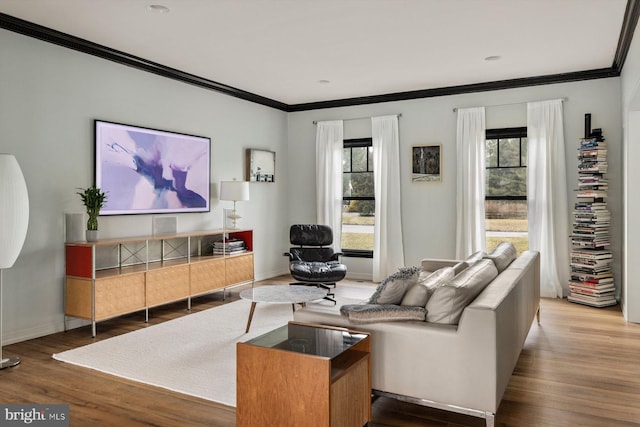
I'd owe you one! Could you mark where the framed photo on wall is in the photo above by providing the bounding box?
[246,149,275,182]
[412,144,441,182]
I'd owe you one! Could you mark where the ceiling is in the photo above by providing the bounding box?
[0,0,633,109]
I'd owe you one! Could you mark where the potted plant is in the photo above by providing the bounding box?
[77,186,107,242]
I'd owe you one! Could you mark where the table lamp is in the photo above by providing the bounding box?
[220,180,249,229]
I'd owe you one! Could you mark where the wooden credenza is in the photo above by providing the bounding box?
[237,322,371,427]
[65,229,254,336]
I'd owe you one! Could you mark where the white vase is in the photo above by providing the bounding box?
[86,230,99,242]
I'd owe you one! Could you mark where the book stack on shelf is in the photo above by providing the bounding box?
[213,238,247,255]
[568,127,616,307]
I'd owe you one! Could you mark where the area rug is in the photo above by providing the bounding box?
[52,284,373,407]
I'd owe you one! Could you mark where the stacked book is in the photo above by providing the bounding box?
[212,238,247,255]
[568,128,616,307]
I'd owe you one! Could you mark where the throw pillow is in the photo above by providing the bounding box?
[340,304,427,324]
[486,242,517,273]
[368,266,421,305]
[452,261,469,275]
[400,266,455,307]
[426,259,498,325]
[464,250,487,265]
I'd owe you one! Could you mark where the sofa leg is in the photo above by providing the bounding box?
[536,306,541,324]
[485,412,495,427]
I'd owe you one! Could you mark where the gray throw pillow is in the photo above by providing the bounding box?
[401,267,455,307]
[340,304,426,324]
[368,266,421,305]
[486,242,517,273]
[426,259,498,325]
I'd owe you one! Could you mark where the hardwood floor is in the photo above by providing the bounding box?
[1,277,639,426]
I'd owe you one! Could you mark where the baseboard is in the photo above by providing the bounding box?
[255,268,289,282]
[346,272,374,281]
[3,316,69,345]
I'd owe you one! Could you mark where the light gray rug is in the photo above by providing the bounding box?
[53,285,373,407]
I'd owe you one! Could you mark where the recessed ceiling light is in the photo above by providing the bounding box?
[318,79,331,84]
[484,55,501,61]
[148,4,170,13]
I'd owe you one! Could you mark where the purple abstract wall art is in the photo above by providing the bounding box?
[95,120,211,215]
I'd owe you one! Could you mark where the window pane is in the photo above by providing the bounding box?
[343,148,351,172]
[485,200,528,255]
[498,138,521,167]
[486,168,526,197]
[351,147,368,172]
[367,146,374,171]
[341,204,375,251]
[521,138,527,166]
[486,140,498,167]
[343,172,374,198]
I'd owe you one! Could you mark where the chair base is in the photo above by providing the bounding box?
[290,282,337,305]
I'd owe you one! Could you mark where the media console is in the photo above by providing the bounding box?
[64,229,254,336]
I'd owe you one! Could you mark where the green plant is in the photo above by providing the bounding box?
[77,186,107,231]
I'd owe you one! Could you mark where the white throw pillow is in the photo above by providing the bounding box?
[464,250,487,265]
[426,259,498,325]
[487,242,517,273]
[401,267,455,307]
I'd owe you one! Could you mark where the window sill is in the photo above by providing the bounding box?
[341,250,373,259]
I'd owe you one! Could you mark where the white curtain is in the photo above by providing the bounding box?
[527,99,570,298]
[455,107,487,259]
[372,115,405,282]
[316,120,344,251]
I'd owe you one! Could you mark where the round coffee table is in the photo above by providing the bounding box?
[239,285,327,333]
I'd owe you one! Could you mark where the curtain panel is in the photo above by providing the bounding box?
[372,115,405,282]
[315,120,344,251]
[455,107,487,259]
[527,99,570,298]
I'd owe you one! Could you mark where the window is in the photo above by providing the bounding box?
[485,127,528,254]
[342,138,374,257]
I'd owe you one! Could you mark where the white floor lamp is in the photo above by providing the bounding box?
[0,154,29,369]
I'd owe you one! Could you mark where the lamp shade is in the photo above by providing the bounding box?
[0,155,29,269]
[220,181,250,202]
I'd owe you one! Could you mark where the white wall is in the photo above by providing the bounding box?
[287,79,622,288]
[0,29,290,343]
[621,20,640,322]
[1,23,632,344]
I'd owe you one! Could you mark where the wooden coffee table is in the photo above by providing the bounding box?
[239,285,327,333]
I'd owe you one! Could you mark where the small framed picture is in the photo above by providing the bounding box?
[412,144,441,182]
[246,149,275,182]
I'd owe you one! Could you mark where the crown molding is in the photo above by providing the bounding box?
[1,2,636,113]
[287,68,620,111]
[614,0,640,73]
[0,12,290,111]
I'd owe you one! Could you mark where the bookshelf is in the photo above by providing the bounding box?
[568,120,616,307]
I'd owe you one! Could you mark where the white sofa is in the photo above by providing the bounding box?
[293,250,540,427]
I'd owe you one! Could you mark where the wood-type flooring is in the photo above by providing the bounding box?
[0,277,639,426]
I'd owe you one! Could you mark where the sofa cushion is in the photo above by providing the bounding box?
[369,266,421,304]
[464,250,487,264]
[452,261,469,275]
[340,304,426,324]
[401,267,455,307]
[486,242,517,273]
[426,259,498,324]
